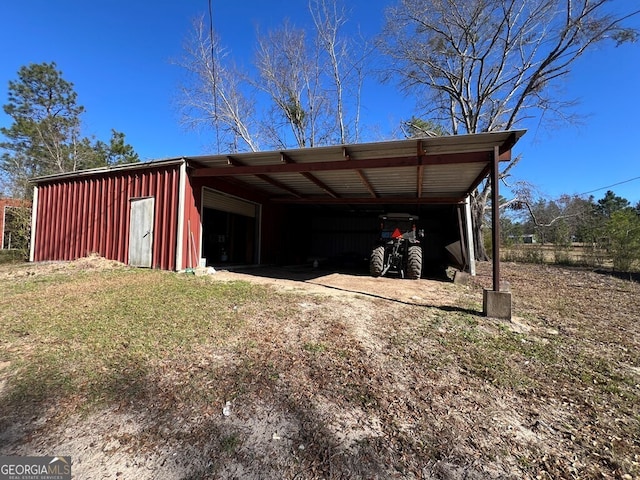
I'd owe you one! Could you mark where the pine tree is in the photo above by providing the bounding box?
[1,62,138,198]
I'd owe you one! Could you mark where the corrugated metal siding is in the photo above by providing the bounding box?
[33,164,181,270]
[183,176,202,270]
[309,216,378,259]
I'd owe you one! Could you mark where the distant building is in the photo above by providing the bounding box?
[522,234,536,244]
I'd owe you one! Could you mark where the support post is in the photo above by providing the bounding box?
[491,145,500,292]
[175,160,187,271]
[464,196,476,276]
[457,205,468,271]
[29,186,38,262]
[483,146,512,319]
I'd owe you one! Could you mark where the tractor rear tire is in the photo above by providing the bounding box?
[407,245,423,279]
[370,246,385,277]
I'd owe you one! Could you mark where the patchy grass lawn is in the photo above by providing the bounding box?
[0,258,638,479]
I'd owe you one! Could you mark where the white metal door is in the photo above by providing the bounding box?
[128,197,155,267]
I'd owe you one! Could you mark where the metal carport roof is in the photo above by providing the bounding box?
[28,130,525,316]
[186,130,526,204]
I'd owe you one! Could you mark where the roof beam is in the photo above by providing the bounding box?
[301,172,340,197]
[281,152,340,198]
[257,175,304,198]
[192,151,491,177]
[467,164,492,196]
[498,132,518,156]
[228,155,303,198]
[271,195,465,205]
[355,169,378,198]
[417,165,425,198]
[464,146,512,196]
[345,146,378,198]
[280,152,292,164]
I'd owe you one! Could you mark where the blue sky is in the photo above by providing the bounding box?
[1,1,639,204]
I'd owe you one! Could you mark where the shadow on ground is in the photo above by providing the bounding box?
[225,264,478,316]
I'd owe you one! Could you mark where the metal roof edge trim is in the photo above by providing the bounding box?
[182,130,527,164]
[28,129,526,184]
[30,157,187,184]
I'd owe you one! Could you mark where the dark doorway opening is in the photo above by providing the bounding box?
[202,207,256,266]
[276,204,464,278]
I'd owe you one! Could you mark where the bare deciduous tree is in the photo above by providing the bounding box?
[255,21,327,148]
[508,182,586,243]
[178,1,369,152]
[177,16,259,153]
[255,0,369,148]
[382,0,639,259]
[309,0,368,143]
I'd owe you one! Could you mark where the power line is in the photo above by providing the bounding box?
[578,175,640,196]
[208,0,220,154]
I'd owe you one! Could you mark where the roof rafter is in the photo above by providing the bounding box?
[281,152,340,198]
[227,155,303,198]
[417,140,426,198]
[344,146,378,198]
[468,164,493,196]
[355,170,378,198]
[192,151,491,178]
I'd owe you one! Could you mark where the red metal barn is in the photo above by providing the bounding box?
[30,132,525,282]
[31,161,186,270]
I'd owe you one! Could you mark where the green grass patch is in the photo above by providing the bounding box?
[0,250,25,265]
[0,269,272,410]
[2,261,638,479]
[303,341,327,354]
[398,307,564,392]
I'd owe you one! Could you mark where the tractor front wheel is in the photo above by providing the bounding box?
[407,245,423,279]
[370,246,385,277]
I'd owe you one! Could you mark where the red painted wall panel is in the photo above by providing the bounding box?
[33,164,182,270]
[181,174,201,269]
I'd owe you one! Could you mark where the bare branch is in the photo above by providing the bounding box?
[175,16,259,152]
[382,0,639,258]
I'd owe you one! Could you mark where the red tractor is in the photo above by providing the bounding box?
[370,213,423,279]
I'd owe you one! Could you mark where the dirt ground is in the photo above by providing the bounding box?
[1,256,639,479]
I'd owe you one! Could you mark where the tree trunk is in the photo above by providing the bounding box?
[471,194,489,261]
[470,182,495,262]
